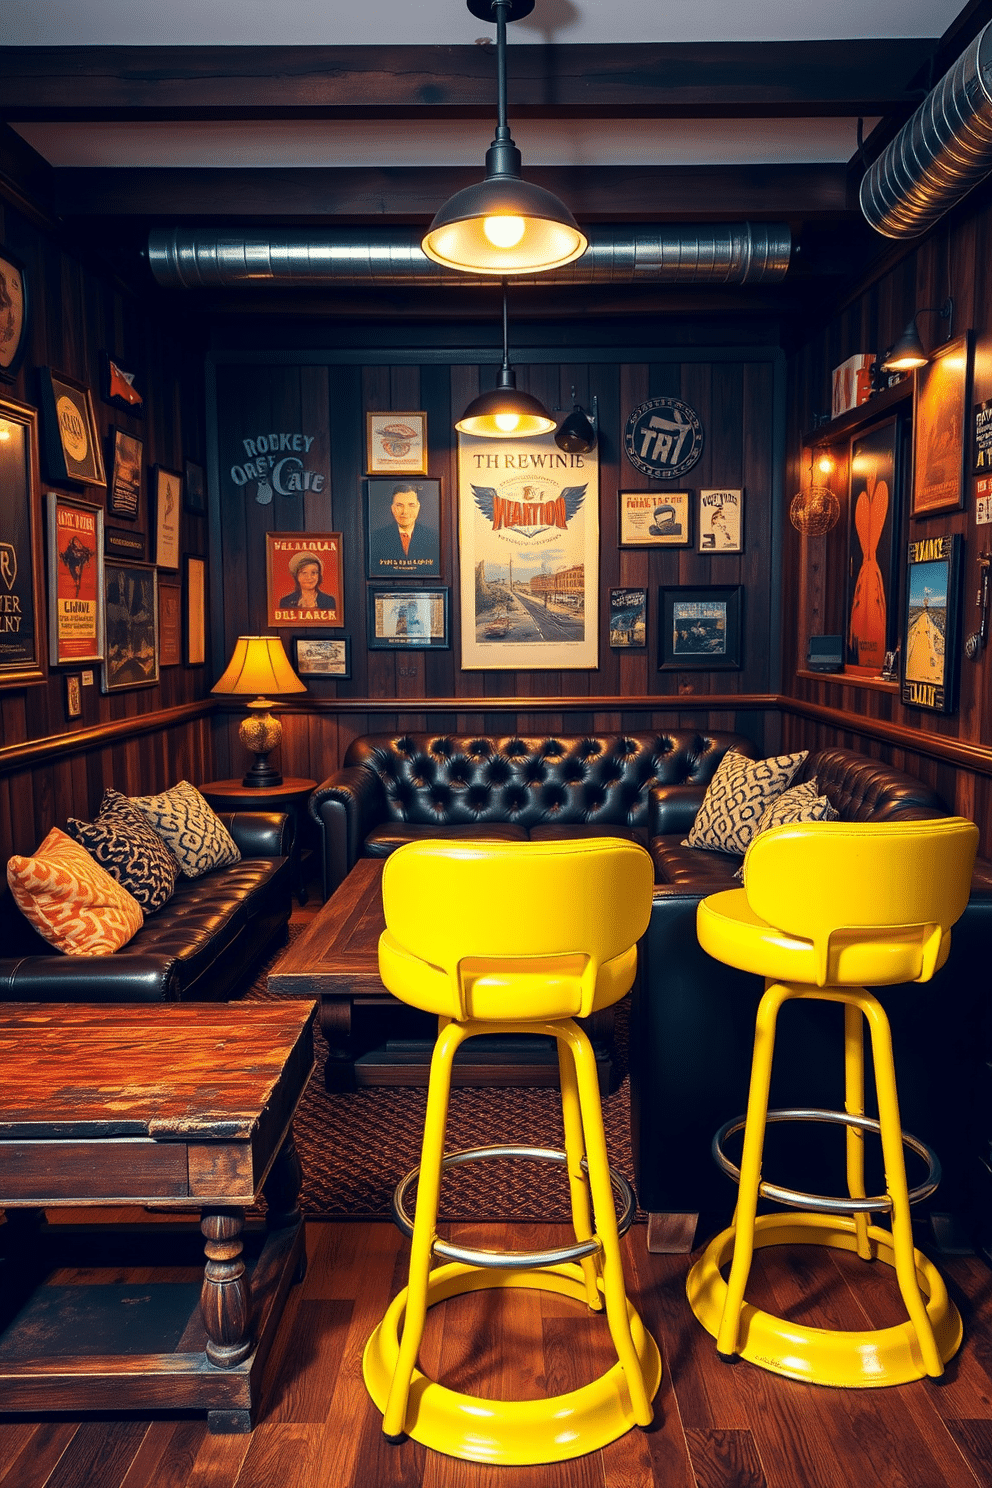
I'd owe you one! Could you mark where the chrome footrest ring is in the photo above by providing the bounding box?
[712,1108,941,1215]
[391,1144,636,1269]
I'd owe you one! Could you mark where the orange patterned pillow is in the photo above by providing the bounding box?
[7,827,143,955]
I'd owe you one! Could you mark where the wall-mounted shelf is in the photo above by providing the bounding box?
[802,376,912,447]
[795,668,899,693]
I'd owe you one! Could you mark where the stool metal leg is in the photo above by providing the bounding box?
[556,1032,604,1311]
[843,1002,874,1261]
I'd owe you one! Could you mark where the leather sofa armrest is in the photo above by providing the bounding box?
[0,954,182,1003]
[649,783,706,838]
[310,766,387,898]
[219,811,292,858]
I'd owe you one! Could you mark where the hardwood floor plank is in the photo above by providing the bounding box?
[184,1430,254,1488]
[41,1421,147,1488]
[229,1424,331,1488]
[259,1299,353,1424]
[119,1420,205,1488]
[0,1422,76,1488]
[945,1420,992,1484]
[684,1427,767,1488]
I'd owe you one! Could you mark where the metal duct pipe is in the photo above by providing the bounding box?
[146,223,791,288]
[861,21,992,239]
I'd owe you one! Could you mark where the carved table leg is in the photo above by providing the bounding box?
[263,1124,308,1283]
[320,998,357,1091]
[200,1207,253,1366]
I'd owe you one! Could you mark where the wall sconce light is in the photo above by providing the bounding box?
[455,283,556,437]
[555,389,598,454]
[211,635,307,787]
[790,447,840,535]
[422,0,587,276]
[880,297,954,372]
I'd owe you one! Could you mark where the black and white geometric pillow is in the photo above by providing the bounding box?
[65,791,181,913]
[754,778,839,833]
[129,780,241,879]
[686,749,809,856]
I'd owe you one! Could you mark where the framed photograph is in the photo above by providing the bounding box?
[266,532,344,628]
[367,587,449,649]
[911,333,972,516]
[38,368,106,488]
[294,635,351,678]
[609,588,647,647]
[846,415,902,675]
[619,490,690,548]
[185,554,206,666]
[0,396,46,688]
[99,351,143,416]
[153,465,181,570]
[659,584,742,670]
[46,493,104,667]
[901,533,962,713]
[64,672,83,720]
[157,578,182,666]
[697,489,744,553]
[184,458,206,515]
[366,411,428,475]
[365,477,441,579]
[0,247,28,382]
[108,426,143,519]
[101,560,158,693]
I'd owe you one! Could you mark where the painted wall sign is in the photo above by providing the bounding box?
[229,431,327,504]
[623,396,704,480]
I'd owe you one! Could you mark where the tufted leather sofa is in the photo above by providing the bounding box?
[0,811,293,1004]
[309,729,758,899]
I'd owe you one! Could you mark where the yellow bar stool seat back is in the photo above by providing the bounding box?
[687,817,978,1388]
[362,838,663,1464]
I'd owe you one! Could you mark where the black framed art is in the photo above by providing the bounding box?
[294,635,351,678]
[609,588,647,647]
[0,247,28,382]
[46,492,104,667]
[184,458,206,514]
[367,587,449,649]
[101,560,158,693]
[0,395,46,688]
[659,584,742,670]
[108,426,143,518]
[619,490,690,548]
[846,415,903,676]
[911,333,972,517]
[38,367,106,488]
[901,533,962,713]
[365,478,441,580]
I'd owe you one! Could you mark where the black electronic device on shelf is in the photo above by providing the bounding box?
[806,635,844,672]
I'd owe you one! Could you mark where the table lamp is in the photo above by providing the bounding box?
[211,635,307,788]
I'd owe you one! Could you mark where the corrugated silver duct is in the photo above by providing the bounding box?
[146,223,791,288]
[861,21,992,238]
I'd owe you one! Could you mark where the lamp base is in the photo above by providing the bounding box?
[238,706,283,789]
[242,756,283,789]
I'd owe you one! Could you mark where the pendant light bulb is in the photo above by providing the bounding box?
[483,215,527,249]
[494,411,522,432]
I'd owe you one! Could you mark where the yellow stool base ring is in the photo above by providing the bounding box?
[686,1211,963,1387]
[363,1261,663,1464]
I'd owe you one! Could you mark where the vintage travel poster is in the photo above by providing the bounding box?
[457,431,598,669]
[48,494,103,665]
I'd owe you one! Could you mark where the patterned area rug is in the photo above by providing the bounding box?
[249,927,639,1222]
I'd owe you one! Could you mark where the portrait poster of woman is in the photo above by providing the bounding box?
[266,532,344,629]
[846,417,902,675]
[911,333,971,516]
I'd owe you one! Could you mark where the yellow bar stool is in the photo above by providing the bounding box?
[686,817,978,1387]
[362,838,662,1464]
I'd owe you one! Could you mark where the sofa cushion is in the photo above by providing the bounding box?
[123,858,286,976]
[363,823,530,858]
[65,789,180,913]
[530,824,646,846]
[651,834,743,887]
[130,781,241,879]
[6,828,143,955]
[686,750,808,856]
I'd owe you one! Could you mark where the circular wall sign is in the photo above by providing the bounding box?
[623,396,704,480]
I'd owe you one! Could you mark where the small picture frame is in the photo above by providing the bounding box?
[157,578,182,667]
[185,554,206,666]
[108,426,143,519]
[38,368,107,488]
[64,672,83,720]
[366,411,428,475]
[365,477,442,579]
[697,489,744,553]
[619,490,691,547]
[294,635,351,678]
[153,466,182,569]
[901,533,962,713]
[184,458,206,515]
[0,247,28,382]
[911,333,972,517]
[659,584,742,670]
[0,396,46,689]
[46,492,104,667]
[609,588,647,647]
[101,560,158,693]
[99,351,143,416]
[105,527,146,561]
[367,587,449,649]
[266,532,345,628]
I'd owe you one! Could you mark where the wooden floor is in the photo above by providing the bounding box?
[1,1217,991,1488]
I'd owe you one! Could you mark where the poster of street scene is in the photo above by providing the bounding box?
[901,533,961,713]
[697,489,744,553]
[101,559,158,692]
[659,584,742,670]
[367,587,448,649]
[457,431,598,669]
[609,588,647,647]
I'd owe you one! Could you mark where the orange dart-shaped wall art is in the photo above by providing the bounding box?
[848,420,899,674]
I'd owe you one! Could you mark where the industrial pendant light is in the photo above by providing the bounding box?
[455,284,556,437]
[880,297,954,372]
[422,0,587,275]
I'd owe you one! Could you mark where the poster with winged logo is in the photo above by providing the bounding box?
[458,432,598,669]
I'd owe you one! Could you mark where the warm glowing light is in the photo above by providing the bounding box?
[816,453,835,475]
[494,412,521,433]
[885,353,926,371]
[483,215,526,249]
[0,430,10,441]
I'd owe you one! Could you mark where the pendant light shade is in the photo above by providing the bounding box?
[880,297,954,372]
[455,282,556,438]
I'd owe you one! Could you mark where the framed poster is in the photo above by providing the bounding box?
[184,458,206,514]
[153,465,181,570]
[0,247,28,382]
[366,411,428,475]
[458,431,599,670]
[108,427,143,518]
[105,527,145,561]
[367,588,449,649]
[185,554,206,666]
[266,532,344,628]
[99,351,143,416]
[101,560,158,693]
[698,489,744,553]
[609,588,647,647]
[659,584,742,670]
[911,334,972,516]
[157,578,182,666]
[38,368,106,488]
[46,493,104,666]
[619,490,690,547]
[0,395,46,687]
[294,635,351,678]
[365,478,441,579]
[901,533,962,713]
[846,416,902,675]
[64,672,83,720]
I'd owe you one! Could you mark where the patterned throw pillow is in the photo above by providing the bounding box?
[6,827,143,955]
[130,780,241,879]
[734,780,840,881]
[65,788,180,913]
[686,749,809,856]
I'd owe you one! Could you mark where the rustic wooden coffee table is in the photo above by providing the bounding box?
[0,1000,316,1433]
[267,857,614,1092]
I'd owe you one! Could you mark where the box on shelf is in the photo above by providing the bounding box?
[831,354,876,419]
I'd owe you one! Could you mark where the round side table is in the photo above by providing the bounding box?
[199,777,317,905]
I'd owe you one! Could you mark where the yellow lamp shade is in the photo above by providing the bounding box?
[211,635,307,698]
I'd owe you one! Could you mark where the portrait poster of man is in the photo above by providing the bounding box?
[457,430,599,670]
[47,493,103,666]
[911,334,971,516]
[266,532,344,629]
[365,478,441,579]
